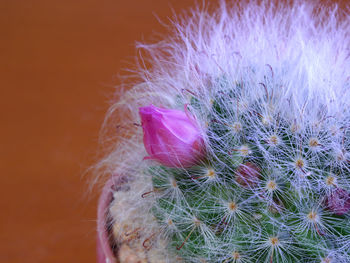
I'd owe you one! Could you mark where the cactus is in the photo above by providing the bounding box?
[147,86,350,262]
[99,1,350,262]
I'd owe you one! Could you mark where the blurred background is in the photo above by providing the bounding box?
[0,0,197,262]
[0,0,348,262]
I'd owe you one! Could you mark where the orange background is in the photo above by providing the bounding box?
[0,0,197,262]
[0,0,347,262]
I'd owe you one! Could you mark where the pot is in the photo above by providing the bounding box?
[97,176,118,263]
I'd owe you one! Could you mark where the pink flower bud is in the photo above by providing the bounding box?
[139,104,205,168]
[326,188,350,215]
[235,162,260,188]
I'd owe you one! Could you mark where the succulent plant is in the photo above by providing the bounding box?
[97,1,350,262]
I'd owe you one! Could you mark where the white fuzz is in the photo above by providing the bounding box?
[95,1,350,262]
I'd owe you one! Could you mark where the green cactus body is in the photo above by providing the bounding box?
[146,80,350,262]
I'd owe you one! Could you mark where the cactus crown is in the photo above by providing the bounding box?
[103,1,350,262]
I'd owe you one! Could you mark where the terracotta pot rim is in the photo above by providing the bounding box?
[97,176,118,263]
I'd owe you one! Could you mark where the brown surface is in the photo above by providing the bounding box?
[0,1,196,262]
[1,0,348,262]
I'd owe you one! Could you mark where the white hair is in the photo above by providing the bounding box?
[95,1,350,262]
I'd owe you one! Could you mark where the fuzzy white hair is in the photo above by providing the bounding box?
[97,0,350,176]
[95,1,350,262]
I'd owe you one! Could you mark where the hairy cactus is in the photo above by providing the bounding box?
[99,1,350,263]
[146,89,350,262]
